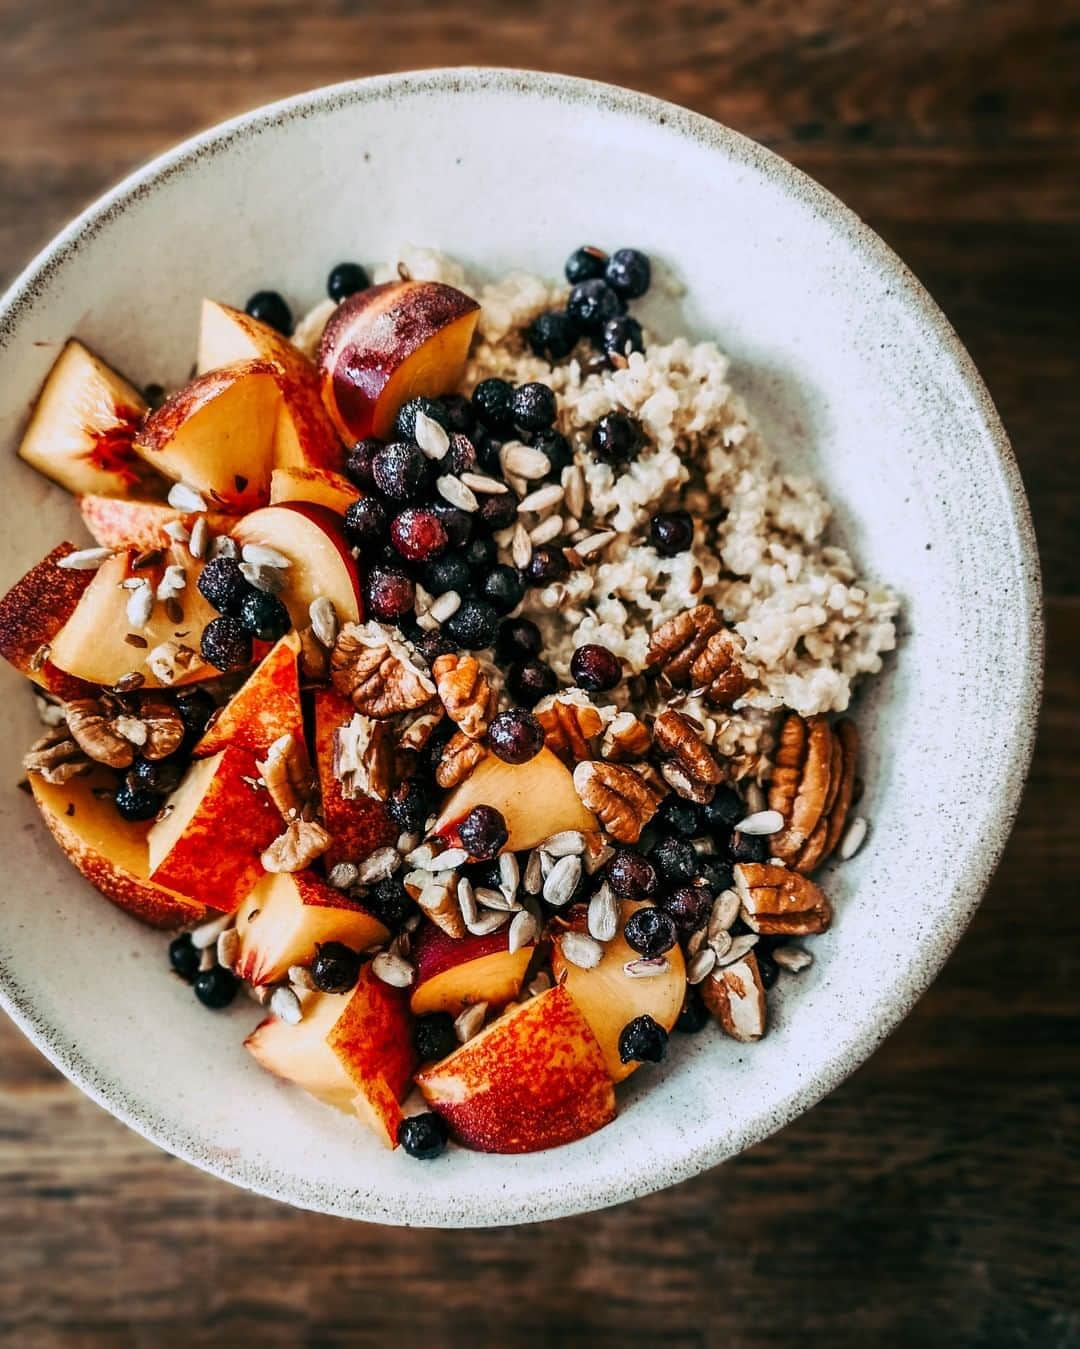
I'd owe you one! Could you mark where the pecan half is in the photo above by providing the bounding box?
[332,714,392,801]
[261,819,332,873]
[600,710,651,762]
[817,720,858,866]
[435,731,486,789]
[701,952,767,1042]
[654,709,723,786]
[689,628,751,707]
[137,694,185,760]
[734,862,831,936]
[645,604,722,684]
[22,726,91,784]
[331,622,436,718]
[535,690,604,762]
[64,698,136,768]
[767,713,834,863]
[400,707,445,752]
[432,653,495,740]
[257,732,315,819]
[573,760,664,844]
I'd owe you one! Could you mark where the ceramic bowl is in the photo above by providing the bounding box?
[0,69,1041,1226]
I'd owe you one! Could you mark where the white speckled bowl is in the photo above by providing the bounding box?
[0,70,1041,1226]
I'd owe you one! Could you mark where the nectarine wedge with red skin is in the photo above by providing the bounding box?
[410,920,534,1017]
[233,869,388,986]
[29,768,206,928]
[417,985,616,1154]
[78,494,236,551]
[0,542,97,701]
[312,686,396,867]
[317,281,480,441]
[147,746,282,911]
[232,503,362,631]
[194,631,304,757]
[269,466,359,515]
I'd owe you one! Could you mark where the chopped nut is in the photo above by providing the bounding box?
[660,759,716,805]
[600,710,652,762]
[22,726,91,784]
[434,730,486,789]
[332,713,391,800]
[64,698,136,769]
[261,819,332,873]
[415,870,464,938]
[734,862,832,935]
[702,952,767,1041]
[136,694,185,760]
[331,622,436,717]
[258,732,314,819]
[400,707,445,751]
[535,689,604,762]
[432,652,495,740]
[573,760,664,844]
[297,625,330,683]
[689,628,752,707]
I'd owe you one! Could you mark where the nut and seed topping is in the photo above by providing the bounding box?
[432,652,495,740]
[56,546,114,571]
[331,622,436,717]
[534,689,603,762]
[258,732,314,818]
[572,760,665,844]
[559,931,604,970]
[22,726,90,784]
[734,862,832,936]
[261,819,332,873]
[434,730,486,790]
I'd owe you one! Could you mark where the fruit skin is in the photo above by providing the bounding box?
[551,899,686,1082]
[435,747,597,854]
[416,985,616,1154]
[78,495,236,551]
[410,921,533,1018]
[133,359,281,510]
[312,687,396,867]
[317,281,480,442]
[269,466,359,515]
[147,746,282,911]
[17,339,155,498]
[232,502,362,630]
[233,869,388,986]
[29,767,206,929]
[195,631,303,757]
[0,542,97,700]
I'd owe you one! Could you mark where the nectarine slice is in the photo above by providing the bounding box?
[311,687,396,867]
[232,503,362,631]
[0,542,97,701]
[194,631,304,757]
[79,494,236,551]
[410,921,533,1019]
[269,466,359,515]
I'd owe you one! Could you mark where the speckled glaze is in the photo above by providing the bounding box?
[0,70,1041,1227]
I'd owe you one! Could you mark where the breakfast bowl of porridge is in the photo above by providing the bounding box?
[0,70,1040,1224]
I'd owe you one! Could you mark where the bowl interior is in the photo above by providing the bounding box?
[0,70,1039,1226]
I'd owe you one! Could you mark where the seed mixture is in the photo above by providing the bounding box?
[5,239,892,1160]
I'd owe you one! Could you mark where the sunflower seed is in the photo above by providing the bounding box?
[839,815,869,860]
[167,482,207,511]
[518,483,564,514]
[372,951,415,988]
[429,590,461,624]
[587,883,618,942]
[502,442,552,480]
[270,985,303,1024]
[115,715,147,746]
[460,472,509,495]
[624,957,669,978]
[216,927,241,971]
[511,523,533,569]
[734,809,784,836]
[436,475,479,512]
[239,561,286,594]
[57,546,114,571]
[309,596,339,648]
[208,535,238,561]
[562,464,586,519]
[708,889,741,939]
[188,516,210,559]
[541,830,586,858]
[476,886,518,912]
[425,847,468,871]
[544,854,582,908]
[163,520,191,544]
[415,410,450,460]
[457,876,479,925]
[190,912,232,949]
[686,926,708,956]
[508,908,539,954]
[245,982,273,1006]
[709,928,733,960]
[156,563,187,601]
[687,946,718,984]
[560,931,603,970]
[242,542,291,570]
[396,832,421,855]
[523,849,544,895]
[774,945,813,972]
[125,581,154,628]
[497,851,519,896]
[199,946,216,972]
[356,846,400,885]
[574,530,616,559]
[529,514,564,546]
[466,909,509,936]
[526,971,552,998]
[288,963,318,991]
[405,842,437,869]
[744,782,767,813]
[714,932,759,968]
[454,1001,488,1043]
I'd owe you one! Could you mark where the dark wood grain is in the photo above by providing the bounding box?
[0,3,1076,1345]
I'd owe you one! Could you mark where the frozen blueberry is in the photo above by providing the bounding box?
[367,877,414,930]
[567,278,626,334]
[479,564,525,615]
[657,794,702,838]
[695,858,734,895]
[701,787,745,831]
[508,659,557,707]
[496,617,542,662]
[607,849,658,898]
[345,437,383,490]
[421,554,473,597]
[650,510,694,556]
[651,834,699,886]
[372,441,429,501]
[444,597,499,649]
[623,905,678,958]
[757,945,780,989]
[398,1111,449,1160]
[364,567,416,621]
[197,555,254,616]
[511,382,557,433]
[531,429,573,476]
[130,754,186,797]
[428,502,473,549]
[618,1013,668,1064]
[675,988,710,1034]
[414,1013,459,1063]
[565,245,608,285]
[527,310,577,361]
[591,411,643,463]
[458,804,508,860]
[440,393,475,435]
[463,535,497,572]
[390,508,449,562]
[310,941,362,994]
[343,495,388,551]
[472,427,505,476]
[471,377,515,432]
[387,779,429,835]
[168,933,199,982]
[193,966,238,1010]
[244,289,292,335]
[200,615,253,671]
[605,248,652,299]
[175,688,216,745]
[411,629,457,666]
[327,261,370,301]
[488,708,544,765]
[525,546,569,587]
[569,643,621,692]
[728,830,770,864]
[393,396,449,442]
[476,491,517,534]
[446,432,477,476]
[601,314,645,363]
[238,590,291,642]
[661,885,714,937]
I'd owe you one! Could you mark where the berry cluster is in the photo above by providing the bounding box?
[526,246,651,371]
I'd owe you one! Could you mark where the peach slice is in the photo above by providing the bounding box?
[0,543,97,700]
[551,901,687,1082]
[147,746,281,910]
[194,631,303,757]
[312,686,396,866]
[48,548,221,690]
[416,985,616,1153]
[133,359,280,510]
[317,281,480,441]
[233,869,388,986]
[78,494,236,551]
[29,767,206,928]
[246,966,416,1147]
[269,466,359,515]
[435,747,598,854]
[17,339,156,498]
[196,299,344,474]
[232,503,362,630]
[410,920,534,1019]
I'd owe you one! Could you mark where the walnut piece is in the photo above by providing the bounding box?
[573,760,664,844]
[258,732,315,819]
[600,711,651,762]
[535,690,604,762]
[331,622,436,718]
[435,730,486,789]
[22,726,91,784]
[64,698,136,768]
[767,714,835,864]
[432,653,495,740]
[332,714,392,801]
[689,628,752,707]
[702,952,767,1041]
[137,694,185,760]
[734,862,832,935]
[261,819,332,873]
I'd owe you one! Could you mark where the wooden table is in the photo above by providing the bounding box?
[1,3,1076,1344]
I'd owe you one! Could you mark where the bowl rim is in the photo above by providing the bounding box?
[0,67,1043,1226]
